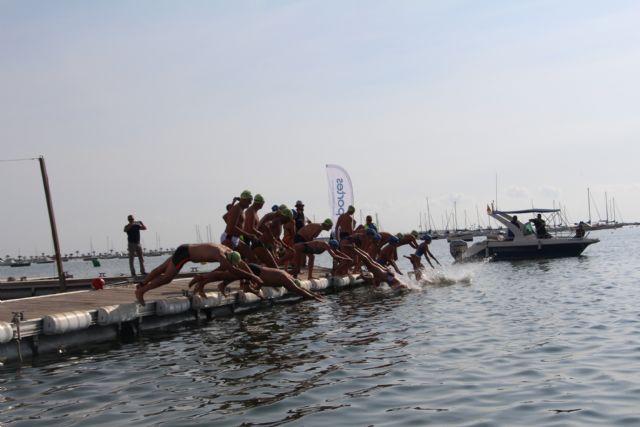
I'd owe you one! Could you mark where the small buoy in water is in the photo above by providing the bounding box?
[92,277,105,290]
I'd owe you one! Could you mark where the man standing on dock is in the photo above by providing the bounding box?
[124,214,147,278]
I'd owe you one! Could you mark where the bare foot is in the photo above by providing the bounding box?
[217,282,228,297]
[135,287,146,306]
[188,274,202,288]
[195,283,206,298]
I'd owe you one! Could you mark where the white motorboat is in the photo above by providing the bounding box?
[449,208,599,262]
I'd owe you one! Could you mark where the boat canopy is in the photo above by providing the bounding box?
[493,208,560,215]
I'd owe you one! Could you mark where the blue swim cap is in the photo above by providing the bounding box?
[329,239,339,249]
[374,233,382,241]
[389,236,400,244]
[366,228,376,236]
[422,234,432,242]
[271,204,279,212]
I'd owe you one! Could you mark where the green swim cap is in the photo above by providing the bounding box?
[240,190,253,200]
[347,205,355,214]
[254,194,265,203]
[411,230,419,237]
[396,232,404,238]
[226,251,242,266]
[323,218,333,227]
[278,204,288,212]
[281,209,293,219]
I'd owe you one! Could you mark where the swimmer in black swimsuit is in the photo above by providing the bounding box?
[135,243,263,305]
[404,234,439,280]
[171,244,191,270]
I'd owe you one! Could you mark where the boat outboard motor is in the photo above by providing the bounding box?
[449,240,468,261]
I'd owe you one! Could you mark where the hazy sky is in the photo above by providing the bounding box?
[1,1,639,256]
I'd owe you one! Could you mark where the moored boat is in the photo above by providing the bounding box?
[450,208,599,262]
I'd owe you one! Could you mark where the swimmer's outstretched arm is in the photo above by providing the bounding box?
[422,253,435,269]
[389,259,402,275]
[328,248,352,261]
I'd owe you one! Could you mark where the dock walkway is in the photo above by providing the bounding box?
[0,268,365,363]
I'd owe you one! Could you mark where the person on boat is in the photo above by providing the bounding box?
[507,215,521,240]
[124,214,147,278]
[286,239,352,279]
[574,221,586,238]
[135,243,263,305]
[335,205,356,240]
[529,214,552,238]
[405,234,440,280]
[189,262,324,302]
[352,247,408,290]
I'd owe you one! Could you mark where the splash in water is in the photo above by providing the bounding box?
[405,263,477,288]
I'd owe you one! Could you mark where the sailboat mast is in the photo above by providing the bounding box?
[605,192,609,223]
[454,201,459,230]
[587,188,592,224]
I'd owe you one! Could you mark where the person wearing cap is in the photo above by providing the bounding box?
[282,209,297,248]
[294,219,333,243]
[282,239,352,280]
[134,243,263,306]
[397,230,420,250]
[243,193,265,245]
[294,200,310,233]
[352,246,408,290]
[254,206,294,266]
[221,190,253,249]
[267,208,294,256]
[405,234,440,280]
[335,205,356,240]
[334,228,378,275]
[364,215,378,232]
[367,230,394,260]
[376,235,403,274]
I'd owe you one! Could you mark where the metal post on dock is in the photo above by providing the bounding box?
[38,156,66,292]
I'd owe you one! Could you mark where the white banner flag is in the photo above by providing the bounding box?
[326,164,354,225]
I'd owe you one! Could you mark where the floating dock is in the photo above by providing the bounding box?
[0,268,364,364]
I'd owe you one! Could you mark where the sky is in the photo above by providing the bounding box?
[1,0,639,256]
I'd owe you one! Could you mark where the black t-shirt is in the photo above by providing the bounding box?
[295,211,306,232]
[126,224,142,244]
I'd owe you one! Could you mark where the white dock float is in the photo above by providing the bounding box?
[0,272,366,363]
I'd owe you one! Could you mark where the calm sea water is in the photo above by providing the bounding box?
[2,228,640,426]
[0,256,212,281]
